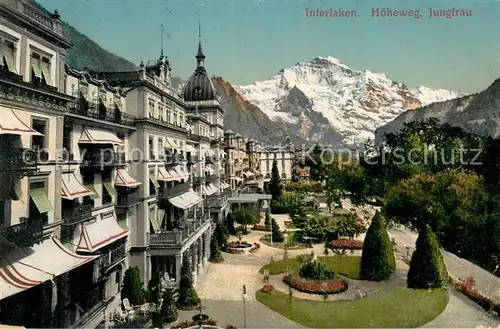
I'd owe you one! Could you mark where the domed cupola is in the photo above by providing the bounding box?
[182,41,217,102]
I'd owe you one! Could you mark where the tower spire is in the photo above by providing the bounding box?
[195,20,205,70]
[160,24,164,58]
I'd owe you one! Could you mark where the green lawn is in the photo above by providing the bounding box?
[259,256,362,279]
[256,285,448,328]
[259,234,310,250]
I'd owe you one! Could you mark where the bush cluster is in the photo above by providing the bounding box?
[283,275,348,295]
[261,284,276,293]
[252,224,270,231]
[171,319,217,329]
[327,239,364,250]
[284,181,323,193]
[299,260,334,281]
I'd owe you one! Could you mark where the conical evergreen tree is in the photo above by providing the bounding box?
[209,233,223,262]
[360,212,396,281]
[269,160,282,200]
[264,208,271,229]
[177,260,199,308]
[121,266,144,305]
[271,217,284,242]
[407,225,449,289]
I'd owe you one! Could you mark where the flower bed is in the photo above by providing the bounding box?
[327,239,364,250]
[261,284,275,293]
[252,224,270,231]
[225,248,245,254]
[171,319,217,329]
[452,277,500,316]
[249,242,260,253]
[227,241,252,248]
[283,275,348,295]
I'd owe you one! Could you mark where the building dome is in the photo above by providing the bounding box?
[182,41,216,102]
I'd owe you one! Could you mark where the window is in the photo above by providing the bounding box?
[101,170,114,205]
[148,100,155,118]
[31,118,47,150]
[179,114,184,127]
[166,108,171,124]
[173,111,178,126]
[0,200,6,228]
[81,171,97,206]
[30,52,52,85]
[158,105,164,121]
[149,136,154,160]
[266,161,270,172]
[1,38,17,74]
[29,181,50,225]
[158,138,164,158]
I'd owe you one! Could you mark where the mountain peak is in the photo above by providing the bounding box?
[310,56,350,69]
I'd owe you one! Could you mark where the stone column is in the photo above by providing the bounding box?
[197,238,203,274]
[204,231,210,263]
[175,254,182,284]
[191,244,198,286]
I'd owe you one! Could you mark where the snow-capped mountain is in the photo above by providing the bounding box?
[236,56,464,148]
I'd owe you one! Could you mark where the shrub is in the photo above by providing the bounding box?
[271,218,284,242]
[121,266,144,305]
[261,284,276,293]
[171,319,218,329]
[160,286,178,324]
[252,224,270,231]
[283,275,348,295]
[177,260,200,309]
[327,238,364,250]
[284,181,323,193]
[407,225,449,289]
[250,242,261,253]
[299,260,334,281]
[226,325,238,329]
[226,248,245,254]
[360,211,396,281]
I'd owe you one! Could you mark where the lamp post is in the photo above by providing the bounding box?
[488,264,500,300]
[283,232,289,275]
[242,284,248,328]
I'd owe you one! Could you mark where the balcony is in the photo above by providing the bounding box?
[158,182,191,200]
[0,217,44,253]
[0,148,48,172]
[97,241,126,277]
[187,154,200,164]
[63,204,93,224]
[149,213,210,247]
[207,191,231,209]
[68,99,136,126]
[116,191,139,208]
[206,174,217,183]
[81,149,122,168]
[192,176,204,186]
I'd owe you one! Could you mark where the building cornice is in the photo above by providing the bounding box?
[135,118,188,136]
[131,80,186,109]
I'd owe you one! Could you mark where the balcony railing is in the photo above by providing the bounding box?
[81,150,124,168]
[68,99,136,126]
[63,204,93,224]
[0,217,44,253]
[116,191,139,207]
[158,182,191,200]
[149,213,210,246]
[207,191,230,209]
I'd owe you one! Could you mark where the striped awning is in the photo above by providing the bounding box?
[0,107,41,136]
[115,168,141,188]
[61,172,91,200]
[79,126,123,145]
[73,213,128,253]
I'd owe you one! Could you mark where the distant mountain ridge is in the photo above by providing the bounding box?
[237,56,464,148]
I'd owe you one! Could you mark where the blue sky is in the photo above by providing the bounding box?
[38,0,499,93]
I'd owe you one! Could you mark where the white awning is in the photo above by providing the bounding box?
[0,107,41,136]
[115,168,141,187]
[79,126,123,145]
[74,214,128,253]
[174,166,188,180]
[0,238,97,299]
[234,177,243,182]
[206,148,215,156]
[169,194,193,209]
[263,178,271,182]
[185,144,197,154]
[165,138,174,149]
[61,172,91,200]
[244,171,254,178]
[183,189,202,205]
[158,167,177,182]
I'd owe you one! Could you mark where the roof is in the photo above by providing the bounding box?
[182,41,217,102]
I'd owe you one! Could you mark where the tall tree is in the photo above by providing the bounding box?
[360,212,396,281]
[407,225,449,289]
[209,233,223,262]
[269,160,282,200]
[264,208,271,229]
[161,285,178,324]
[121,266,144,305]
[177,260,199,308]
